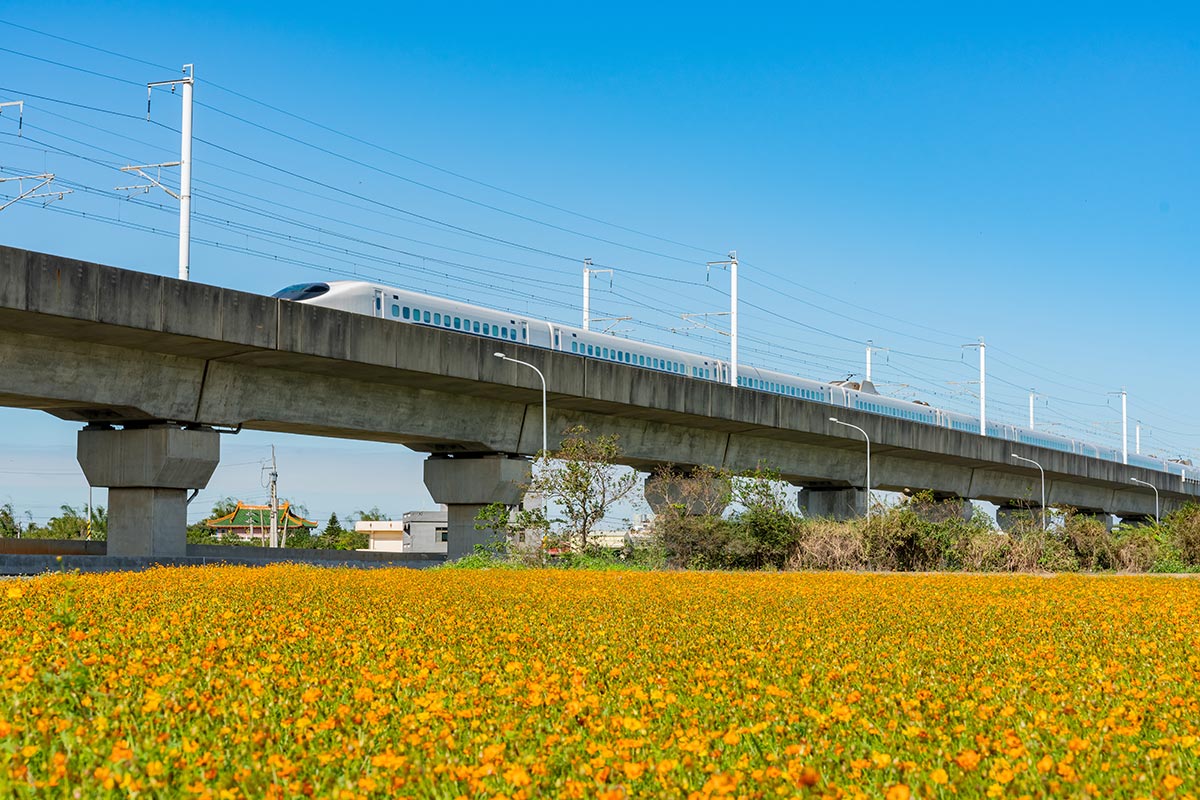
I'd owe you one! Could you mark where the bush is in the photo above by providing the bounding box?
[857,493,991,572]
[960,532,1011,572]
[788,520,865,571]
[1165,504,1200,567]
[1113,525,1167,573]
[1061,509,1116,572]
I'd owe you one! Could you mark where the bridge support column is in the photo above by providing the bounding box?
[77,425,220,557]
[798,487,867,520]
[644,468,730,517]
[423,454,531,560]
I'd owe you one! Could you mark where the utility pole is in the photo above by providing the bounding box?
[268,445,279,548]
[1135,422,1141,456]
[1122,389,1128,465]
[865,341,888,383]
[142,64,194,281]
[962,338,986,436]
[1108,388,1128,464]
[706,252,738,387]
[581,259,613,331]
[1028,389,1038,430]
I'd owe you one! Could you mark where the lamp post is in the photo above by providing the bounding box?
[1010,453,1046,530]
[829,417,871,521]
[494,353,547,456]
[1130,477,1159,525]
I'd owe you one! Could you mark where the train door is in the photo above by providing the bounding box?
[720,364,729,384]
[372,289,384,318]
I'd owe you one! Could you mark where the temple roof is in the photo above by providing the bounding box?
[205,501,317,530]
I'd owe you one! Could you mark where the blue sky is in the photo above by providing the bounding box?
[1,2,1197,526]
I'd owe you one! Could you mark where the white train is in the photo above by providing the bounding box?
[274,280,1191,478]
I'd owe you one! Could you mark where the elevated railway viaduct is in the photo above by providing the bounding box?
[1,246,1194,558]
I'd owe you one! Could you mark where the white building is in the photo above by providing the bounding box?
[356,511,447,554]
[356,499,545,554]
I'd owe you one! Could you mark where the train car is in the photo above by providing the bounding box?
[274,279,1181,476]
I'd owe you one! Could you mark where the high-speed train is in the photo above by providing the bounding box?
[274,280,1192,478]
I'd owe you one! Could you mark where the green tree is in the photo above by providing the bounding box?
[209,496,240,519]
[728,465,801,569]
[28,505,94,540]
[315,512,345,549]
[474,501,549,555]
[0,503,26,538]
[528,425,640,550]
[353,506,389,522]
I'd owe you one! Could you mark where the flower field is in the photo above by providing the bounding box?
[1,567,1198,798]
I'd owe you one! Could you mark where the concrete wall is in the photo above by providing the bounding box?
[1,245,1195,519]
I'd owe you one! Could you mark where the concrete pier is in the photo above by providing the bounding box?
[798,487,868,520]
[77,425,220,557]
[423,454,531,560]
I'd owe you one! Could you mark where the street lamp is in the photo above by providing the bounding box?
[494,353,547,456]
[829,417,871,521]
[1010,453,1046,531]
[1130,477,1160,525]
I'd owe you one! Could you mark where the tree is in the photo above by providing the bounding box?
[0,503,26,538]
[209,496,240,519]
[474,501,549,554]
[353,506,389,522]
[529,425,640,550]
[26,505,94,541]
[312,512,366,550]
[314,512,345,549]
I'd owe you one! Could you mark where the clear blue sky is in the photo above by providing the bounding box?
[1,2,1197,526]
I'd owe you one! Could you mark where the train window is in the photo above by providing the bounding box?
[501,326,508,338]
[639,355,645,366]
[423,311,431,323]
[483,324,490,335]
[511,330,517,341]
[453,317,461,329]
[692,366,697,377]
[472,321,479,333]
[391,304,400,317]
[521,329,527,340]
[601,347,608,358]
[402,306,410,320]
[444,317,451,327]
[434,313,441,325]
[375,297,382,313]
[571,342,578,353]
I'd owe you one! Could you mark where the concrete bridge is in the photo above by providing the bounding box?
[1,246,1195,558]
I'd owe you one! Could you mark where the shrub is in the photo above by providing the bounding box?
[788,519,865,571]
[1165,503,1200,567]
[1061,509,1116,571]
